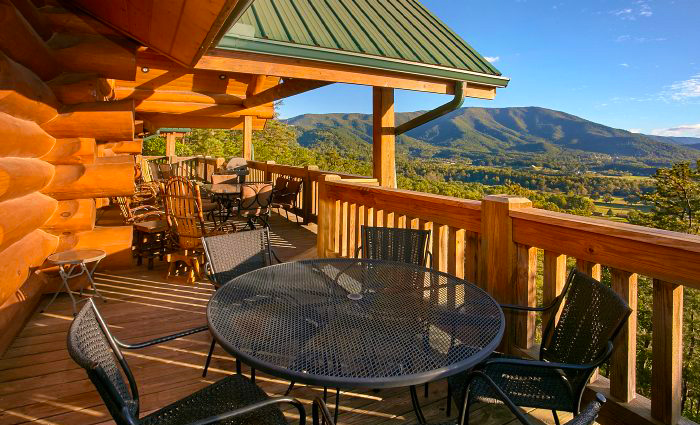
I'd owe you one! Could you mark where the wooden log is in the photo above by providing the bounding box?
[0,157,55,202]
[110,139,142,154]
[134,100,274,119]
[41,99,134,140]
[242,115,252,160]
[96,144,114,157]
[0,51,59,124]
[94,197,110,208]
[56,226,132,269]
[40,137,96,164]
[243,78,329,108]
[113,87,247,105]
[47,73,113,104]
[610,269,638,403]
[41,157,135,200]
[138,112,266,131]
[9,0,51,39]
[0,192,57,252]
[372,87,396,188]
[514,244,537,349]
[0,1,60,80]
[41,198,95,235]
[48,33,137,80]
[0,112,55,158]
[0,229,58,306]
[0,271,46,356]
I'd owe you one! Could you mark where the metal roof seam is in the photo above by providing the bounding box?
[337,0,386,56]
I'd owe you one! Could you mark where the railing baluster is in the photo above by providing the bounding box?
[543,251,567,336]
[610,268,638,403]
[464,231,479,286]
[577,259,602,280]
[347,203,356,258]
[515,243,537,350]
[652,279,683,425]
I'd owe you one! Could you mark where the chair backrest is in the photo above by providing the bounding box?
[360,226,431,266]
[273,177,289,192]
[114,196,134,223]
[67,300,140,425]
[163,177,206,250]
[201,228,273,287]
[239,183,273,215]
[285,179,302,197]
[541,269,631,366]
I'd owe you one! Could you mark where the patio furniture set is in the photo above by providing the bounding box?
[65,218,630,425]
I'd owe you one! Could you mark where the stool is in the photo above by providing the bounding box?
[134,220,169,270]
[44,249,107,315]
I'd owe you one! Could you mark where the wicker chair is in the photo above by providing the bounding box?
[163,177,233,284]
[272,179,303,223]
[235,182,274,230]
[358,226,432,266]
[67,300,305,425]
[200,228,281,377]
[312,375,605,425]
[115,196,163,224]
[448,269,631,425]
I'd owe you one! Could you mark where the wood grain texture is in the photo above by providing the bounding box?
[0,229,58,306]
[542,251,567,335]
[0,51,59,124]
[40,137,96,165]
[56,225,133,269]
[651,279,683,425]
[138,112,266,131]
[0,192,57,253]
[41,199,96,235]
[41,158,135,200]
[47,73,113,104]
[515,244,537,349]
[0,157,55,202]
[41,99,134,140]
[49,33,137,80]
[372,87,396,188]
[610,268,638,403]
[0,112,56,158]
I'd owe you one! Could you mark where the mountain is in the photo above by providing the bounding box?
[647,135,700,145]
[285,107,699,162]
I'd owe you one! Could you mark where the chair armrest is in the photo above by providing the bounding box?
[483,341,614,372]
[189,396,306,425]
[564,393,606,425]
[271,248,282,264]
[115,326,208,350]
[460,370,534,425]
[312,397,335,425]
[500,295,561,313]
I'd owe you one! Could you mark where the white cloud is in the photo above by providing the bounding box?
[651,124,700,138]
[616,34,667,43]
[484,56,500,63]
[628,128,643,133]
[661,74,700,102]
[610,1,653,20]
[620,63,630,67]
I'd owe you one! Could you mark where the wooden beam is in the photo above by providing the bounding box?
[610,269,638,403]
[41,157,135,200]
[0,192,57,252]
[0,49,59,124]
[57,225,133,269]
[247,74,267,97]
[242,115,252,160]
[198,49,457,95]
[41,99,134,140]
[134,100,274,119]
[113,87,246,105]
[49,33,137,80]
[372,87,396,188]
[0,157,55,203]
[47,73,113,104]
[41,6,121,37]
[137,112,266,131]
[9,0,51,40]
[41,198,96,234]
[0,112,56,158]
[40,137,96,165]
[165,133,177,157]
[243,79,330,109]
[0,1,60,80]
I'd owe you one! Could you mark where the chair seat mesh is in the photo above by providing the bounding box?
[141,374,285,425]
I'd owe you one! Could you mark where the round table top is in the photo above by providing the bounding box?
[208,258,504,389]
[47,249,107,265]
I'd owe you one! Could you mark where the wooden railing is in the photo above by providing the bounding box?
[315,175,700,425]
[144,156,224,183]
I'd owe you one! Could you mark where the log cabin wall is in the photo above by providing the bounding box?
[0,0,140,353]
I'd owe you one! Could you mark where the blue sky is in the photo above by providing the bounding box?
[277,0,700,137]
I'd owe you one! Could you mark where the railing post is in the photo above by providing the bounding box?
[652,279,683,425]
[317,174,341,258]
[197,156,205,181]
[304,165,319,224]
[480,195,532,353]
[264,160,275,182]
[610,269,638,403]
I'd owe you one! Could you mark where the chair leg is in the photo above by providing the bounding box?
[284,381,295,395]
[424,382,429,398]
[236,358,242,375]
[334,388,341,424]
[552,410,560,425]
[202,339,216,377]
[410,385,427,424]
[446,385,452,417]
[250,367,255,383]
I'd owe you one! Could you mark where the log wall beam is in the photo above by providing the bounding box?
[41,99,134,140]
[0,192,57,252]
[0,112,55,158]
[49,33,137,81]
[41,157,135,200]
[243,78,330,109]
[41,198,96,234]
[47,73,113,104]
[0,157,55,202]
[40,137,96,165]
[0,229,58,306]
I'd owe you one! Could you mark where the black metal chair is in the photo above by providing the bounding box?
[201,228,281,378]
[67,299,306,425]
[358,226,432,266]
[313,372,606,425]
[448,269,631,425]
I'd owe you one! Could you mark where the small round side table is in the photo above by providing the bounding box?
[44,249,107,315]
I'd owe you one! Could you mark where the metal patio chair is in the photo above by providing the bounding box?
[312,375,606,425]
[447,269,631,425]
[67,299,306,425]
[235,182,274,230]
[358,226,432,266]
[272,179,303,223]
[201,228,281,378]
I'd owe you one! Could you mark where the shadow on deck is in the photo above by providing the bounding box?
[0,211,570,425]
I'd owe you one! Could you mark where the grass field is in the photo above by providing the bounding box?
[593,195,650,222]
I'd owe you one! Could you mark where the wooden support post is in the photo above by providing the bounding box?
[542,251,567,334]
[480,195,533,353]
[610,269,638,403]
[242,115,253,160]
[317,174,341,258]
[264,160,275,182]
[651,279,683,425]
[165,133,176,157]
[304,165,319,224]
[372,87,396,188]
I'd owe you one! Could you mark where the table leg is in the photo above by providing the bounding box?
[410,385,427,424]
[84,260,105,302]
[62,265,80,315]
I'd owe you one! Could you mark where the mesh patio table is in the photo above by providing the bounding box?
[207,258,504,422]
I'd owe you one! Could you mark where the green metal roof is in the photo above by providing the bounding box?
[217,0,509,88]
[157,128,191,133]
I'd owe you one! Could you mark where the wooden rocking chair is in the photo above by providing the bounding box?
[162,177,233,284]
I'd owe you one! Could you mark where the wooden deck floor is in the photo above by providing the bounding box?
[0,211,570,425]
